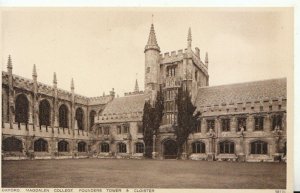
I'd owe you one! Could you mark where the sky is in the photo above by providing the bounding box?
[1,8,293,97]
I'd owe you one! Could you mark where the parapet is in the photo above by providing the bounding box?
[88,95,114,105]
[124,90,144,96]
[160,49,186,64]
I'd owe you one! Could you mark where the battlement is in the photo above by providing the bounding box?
[2,70,114,106]
[97,111,143,123]
[160,49,186,60]
[160,49,187,64]
[124,90,144,96]
[197,97,286,116]
[2,122,90,140]
[88,95,114,105]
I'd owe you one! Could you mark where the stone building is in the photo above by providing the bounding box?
[1,23,287,162]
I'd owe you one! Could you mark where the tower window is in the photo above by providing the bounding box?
[207,119,215,131]
[254,116,264,131]
[237,117,247,131]
[146,67,150,73]
[221,118,230,132]
[166,66,177,77]
[272,114,282,130]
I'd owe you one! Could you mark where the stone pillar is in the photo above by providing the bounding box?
[230,116,237,132]
[273,130,282,161]
[282,112,286,133]
[32,64,39,130]
[237,134,245,162]
[264,114,271,132]
[201,118,206,134]
[7,55,14,129]
[152,135,158,159]
[215,117,221,135]
[206,129,215,161]
[9,95,14,129]
[52,73,58,129]
[247,114,254,132]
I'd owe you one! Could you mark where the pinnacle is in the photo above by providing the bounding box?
[71,78,74,90]
[205,52,209,64]
[53,72,57,84]
[32,64,37,77]
[7,55,12,69]
[134,79,139,92]
[145,23,160,52]
[187,27,192,49]
[188,27,192,41]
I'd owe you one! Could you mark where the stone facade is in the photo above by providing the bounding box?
[1,23,287,162]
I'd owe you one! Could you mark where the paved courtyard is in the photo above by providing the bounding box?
[2,159,286,189]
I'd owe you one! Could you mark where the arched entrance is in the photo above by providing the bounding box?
[163,139,178,159]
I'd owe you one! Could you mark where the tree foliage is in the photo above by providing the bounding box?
[142,90,164,158]
[142,101,154,158]
[175,85,200,158]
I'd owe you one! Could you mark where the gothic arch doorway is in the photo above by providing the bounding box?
[163,139,178,159]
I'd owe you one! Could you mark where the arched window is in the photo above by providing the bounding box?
[15,94,29,124]
[192,141,206,153]
[34,138,48,152]
[78,141,86,152]
[58,140,69,152]
[251,140,268,154]
[89,110,96,130]
[135,142,144,153]
[100,143,109,153]
[2,137,22,152]
[39,99,51,127]
[219,141,235,154]
[118,143,127,153]
[59,104,68,128]
[76,108,84,130]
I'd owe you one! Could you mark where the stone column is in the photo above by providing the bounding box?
[206,129,215,161]
[237,132,245,162]
[201,118,206,134]
[282,112,286,133]
[264,114,271,132]
[247,114,254,132]
[215,117,221,135]
[152,135,158,159]
[8,92,14,129]
[230,116,237,133]
[7,57,14,129]
[272,129,282,161]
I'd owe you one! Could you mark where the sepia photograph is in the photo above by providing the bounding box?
[0,6,293,192]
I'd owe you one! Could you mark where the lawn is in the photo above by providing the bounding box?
[1,159,286,189]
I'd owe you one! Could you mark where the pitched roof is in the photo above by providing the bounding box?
[101,93,149,115]
[144,24,160,52]
[195,78,287,107]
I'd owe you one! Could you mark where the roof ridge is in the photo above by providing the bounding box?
[199,77,286,89]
